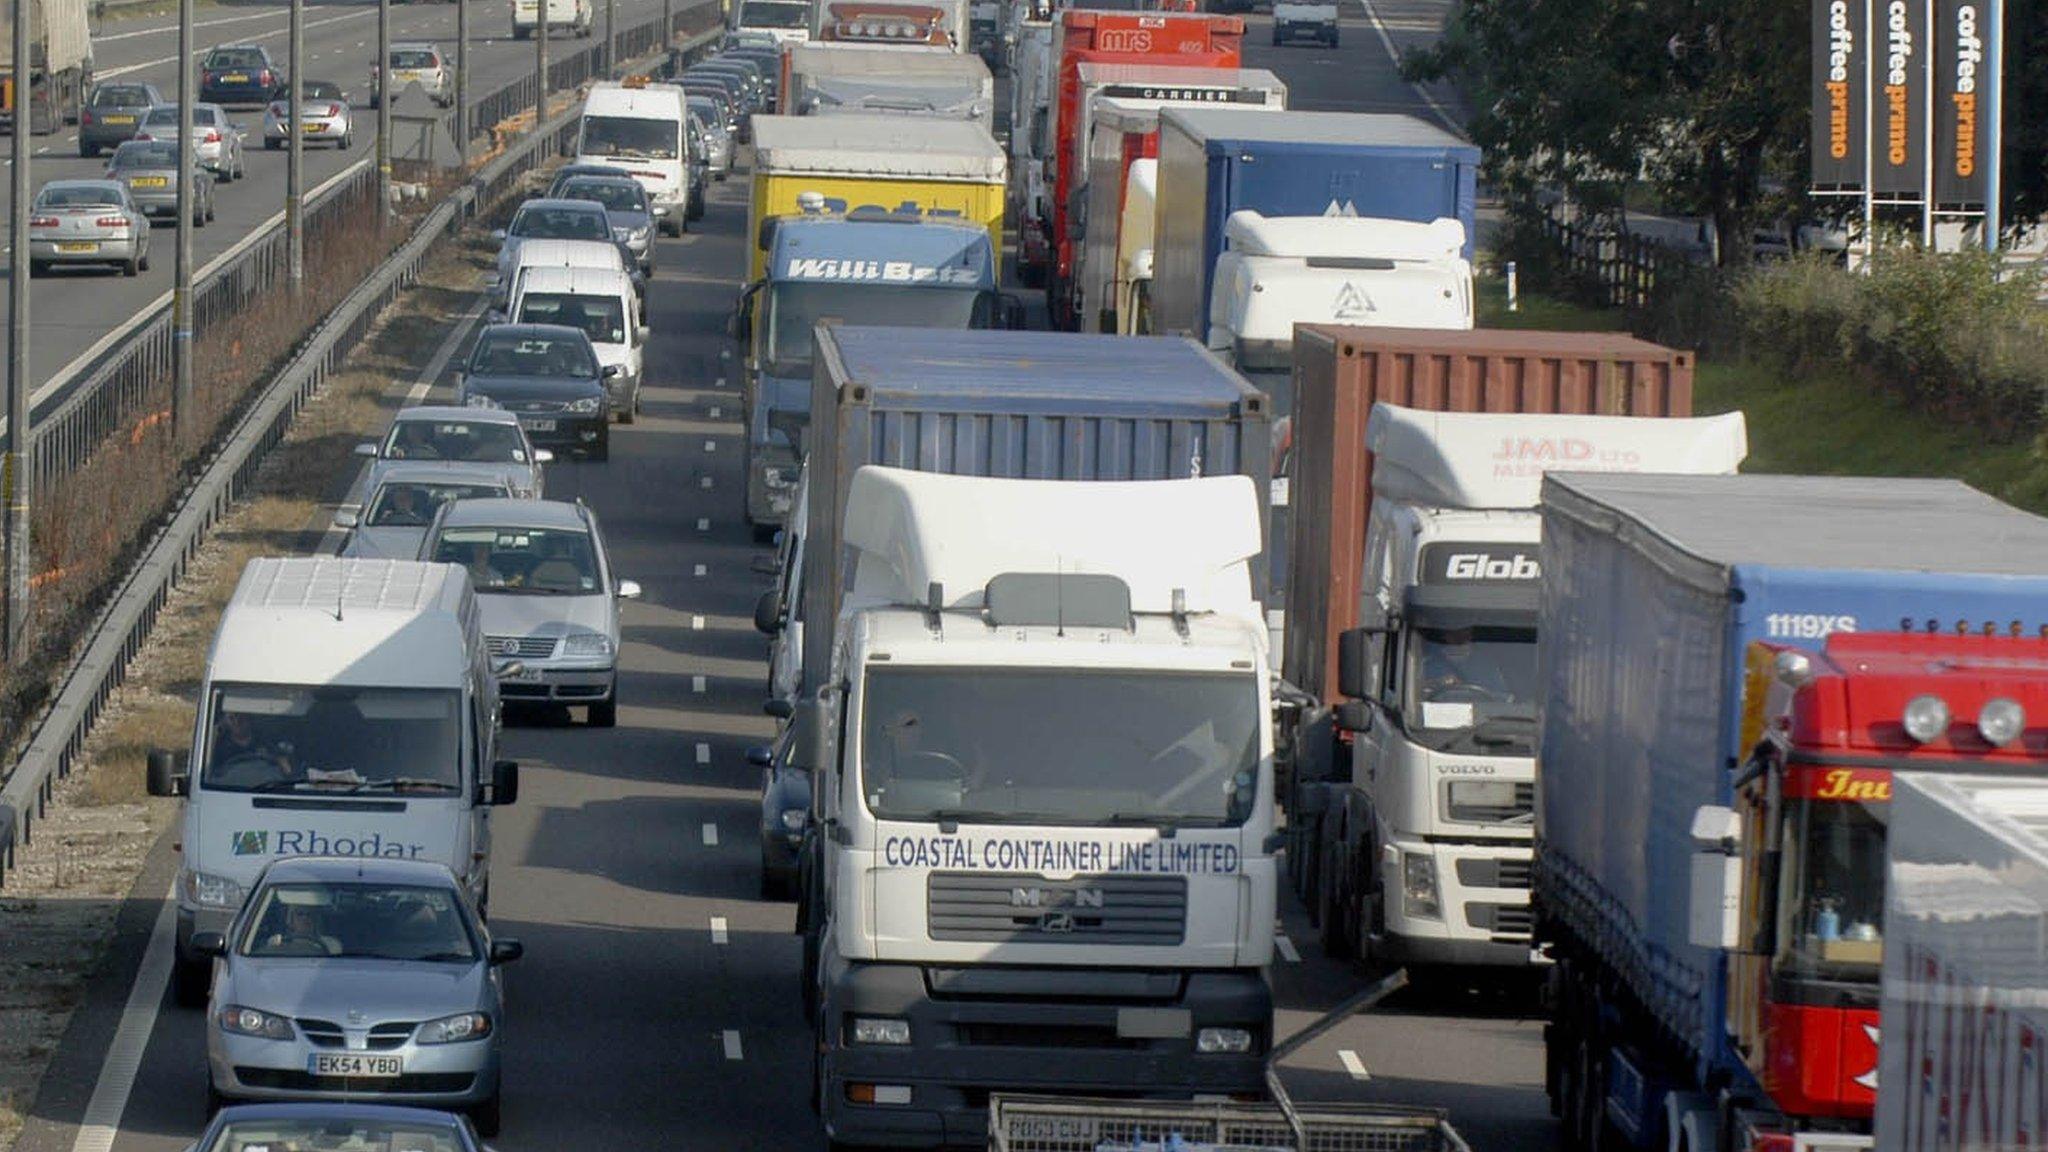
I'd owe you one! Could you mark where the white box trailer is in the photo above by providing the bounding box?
[0,0,93,134]
[785,42,993,126]
[1877,774,2048,1151]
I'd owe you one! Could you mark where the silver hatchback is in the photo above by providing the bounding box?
[200,856,523,1135]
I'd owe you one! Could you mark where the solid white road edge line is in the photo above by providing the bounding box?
[68,885,178,1152]
[722,1030,743,1060]
[702,822,719,846]
[1355,0,1463,136]
[97,9,375,78]
[1338,1049,1371,1082]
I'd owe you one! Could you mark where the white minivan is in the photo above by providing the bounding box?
[510,264,647,423]
[147,557,520,1006]
[511,0,593,39]
[491,237,645,321]
[576,80,691,235]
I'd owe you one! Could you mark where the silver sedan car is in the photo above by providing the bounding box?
[199,857,522,1135]
[263,79,354,150]
[687,103,732,180]
[334,462,517,560]
[104,139,217,225]
[27,179,151,276]
[355,405,552,498]
[136,102,247,181]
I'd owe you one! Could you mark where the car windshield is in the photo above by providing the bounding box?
[741,0,810,25]
[765,282,982,377]
[301,80,346,100]
[390,49,439,68]
[470,333,598,377]
[579,114,678,159]
[200,684,463,793]
[558,180,647,214]
[1401,623,1540,751]
[366,481,506,527]
[860,668,1261,826]
[237,882,478,962]
[382,418,532,463]
[36,186,122,209]
[205,48,266,69]
[518,292,627,345]
[430,526,602,595]
[93,85,153,108]
[202,1117,470,1152]
[512,206,611,241]
[112,143,178,168]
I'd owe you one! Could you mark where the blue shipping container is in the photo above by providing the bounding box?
[802,325,1273,680]
[1536,472,2048,1086]
[1148,108,1480,344]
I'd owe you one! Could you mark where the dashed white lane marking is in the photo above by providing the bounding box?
[703,438,716,452]
[696,517,710,531]
[98,9,374,78]
[1275,933,1301,963]
[699,475,712,489]
[710,916,729,945]
[691,614,704,630]
[693,562,707,577]
[708,405,721,418]
[1356,0,1462,135]
[722,1030,743,1060]
[68,887,177,1152]
[701,822,719,845]
[695,742,710,763]
[1338,1049,1371,1081]
[714,376,725,388]
[692,674,707,694]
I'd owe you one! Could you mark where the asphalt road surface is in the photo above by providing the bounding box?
[0,0,699,419]
[11,6,1557,1150]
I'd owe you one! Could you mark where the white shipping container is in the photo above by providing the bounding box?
[1878,774,2048,1152]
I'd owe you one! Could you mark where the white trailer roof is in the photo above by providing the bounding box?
[842,466,1262,620]
[751,114,1006,181]
[1367,405,1749,511]
[789,42,991,81]
[1224,211,1465,261]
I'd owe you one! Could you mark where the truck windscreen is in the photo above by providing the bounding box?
[1775,797,1886,985]
[859,668,1260,827]
[1401,623,1539,751]
[765,282,982,377]
[741,0,810,25]
[201,685,463,794]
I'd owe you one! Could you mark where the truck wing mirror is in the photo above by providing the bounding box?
[793,695,829,766]
[487,759,521,806]
[1336,625,1391,699]
[1687,804,1742,950]
[146,748,190,797]
[1332,700,1373,734]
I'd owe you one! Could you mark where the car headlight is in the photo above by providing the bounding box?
[850,1017,910,1045]
[1402,851,1441,920]
[1195,1027,1253,1054]
[182,869,247,910]
[780,808,807,832]
[562,632,614,656]
[417,1012,493,1044]
[568,396,601,414]
[217,1005,296,1040]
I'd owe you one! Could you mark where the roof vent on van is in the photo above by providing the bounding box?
[984,573,1133,632]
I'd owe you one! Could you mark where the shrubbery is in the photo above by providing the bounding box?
[1732,248,2048,440]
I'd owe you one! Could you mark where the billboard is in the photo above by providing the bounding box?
[1811,0,1868,191]
[1871,0,1928,199]
[1932,0,1991,206]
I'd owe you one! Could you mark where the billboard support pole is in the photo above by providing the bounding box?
[1861,0,1875,266]
[1921,0,1934,247]
[1983,0,2001,251]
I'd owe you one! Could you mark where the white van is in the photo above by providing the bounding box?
[576,81,691,235]
[147,557,519,1006]
[491,237,643,321]
[511,0,592,39]
[510,264,647,423]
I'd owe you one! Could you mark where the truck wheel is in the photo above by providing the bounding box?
[1571,1035,1613,1152]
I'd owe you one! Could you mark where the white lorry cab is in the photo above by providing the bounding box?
[147,558,520,1006]
[802,467,1277,1146]
[576,81,691,236]
[509,264,648,422]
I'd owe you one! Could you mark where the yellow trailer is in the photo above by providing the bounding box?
[745,113,1006,283]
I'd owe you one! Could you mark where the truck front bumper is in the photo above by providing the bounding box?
[819,957,1271,1148]
[1378,839,1543,969]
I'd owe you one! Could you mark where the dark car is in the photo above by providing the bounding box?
[719,47,782,109]
[199,44,287,107]
[683,68,753,117]
[190,1104,487,1152]
[79,82,162,157]
[679,81,742,141]
[553,176,659,272]
[455,324,617,461]
[546,162,634,197]
[753,720,812,899]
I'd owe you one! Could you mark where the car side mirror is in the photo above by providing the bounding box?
[617,579,642,599]
[487,759,520,806]
[489,938,525,964]
[353,442,379,458]
[754,588,783,635]
[532,448,554,463]
[146,748,189,797]
[332,508,360,530]
[746,745,774,768]
[191,931,228,957]
[602,365,621,379]
[637,326,651,344]
[490,228,507,242]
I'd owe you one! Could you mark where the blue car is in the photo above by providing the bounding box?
[199,45,287,108]
[753,722,810,900]
[190,1103,485,1151]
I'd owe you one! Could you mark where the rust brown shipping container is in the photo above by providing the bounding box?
[1280,324,1696,705]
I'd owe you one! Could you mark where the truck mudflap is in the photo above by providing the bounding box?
[987,1094,1470,1152]
[818,956,1271,1148]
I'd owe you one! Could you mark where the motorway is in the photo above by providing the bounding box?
[0,0,691,419]
[10,4,1554,1150]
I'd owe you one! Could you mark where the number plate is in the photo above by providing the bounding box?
[132,176,169,188]
[56,242,97,253]
[105,114,135,124]
[223,73,249,83]
[304,122,327,131]
[311,1053,402,1078]
[523,418,557,432]
[508,666,545,681]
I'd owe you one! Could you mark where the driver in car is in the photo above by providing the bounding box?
[212,710,295,775]
[1421,627,1511,701]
